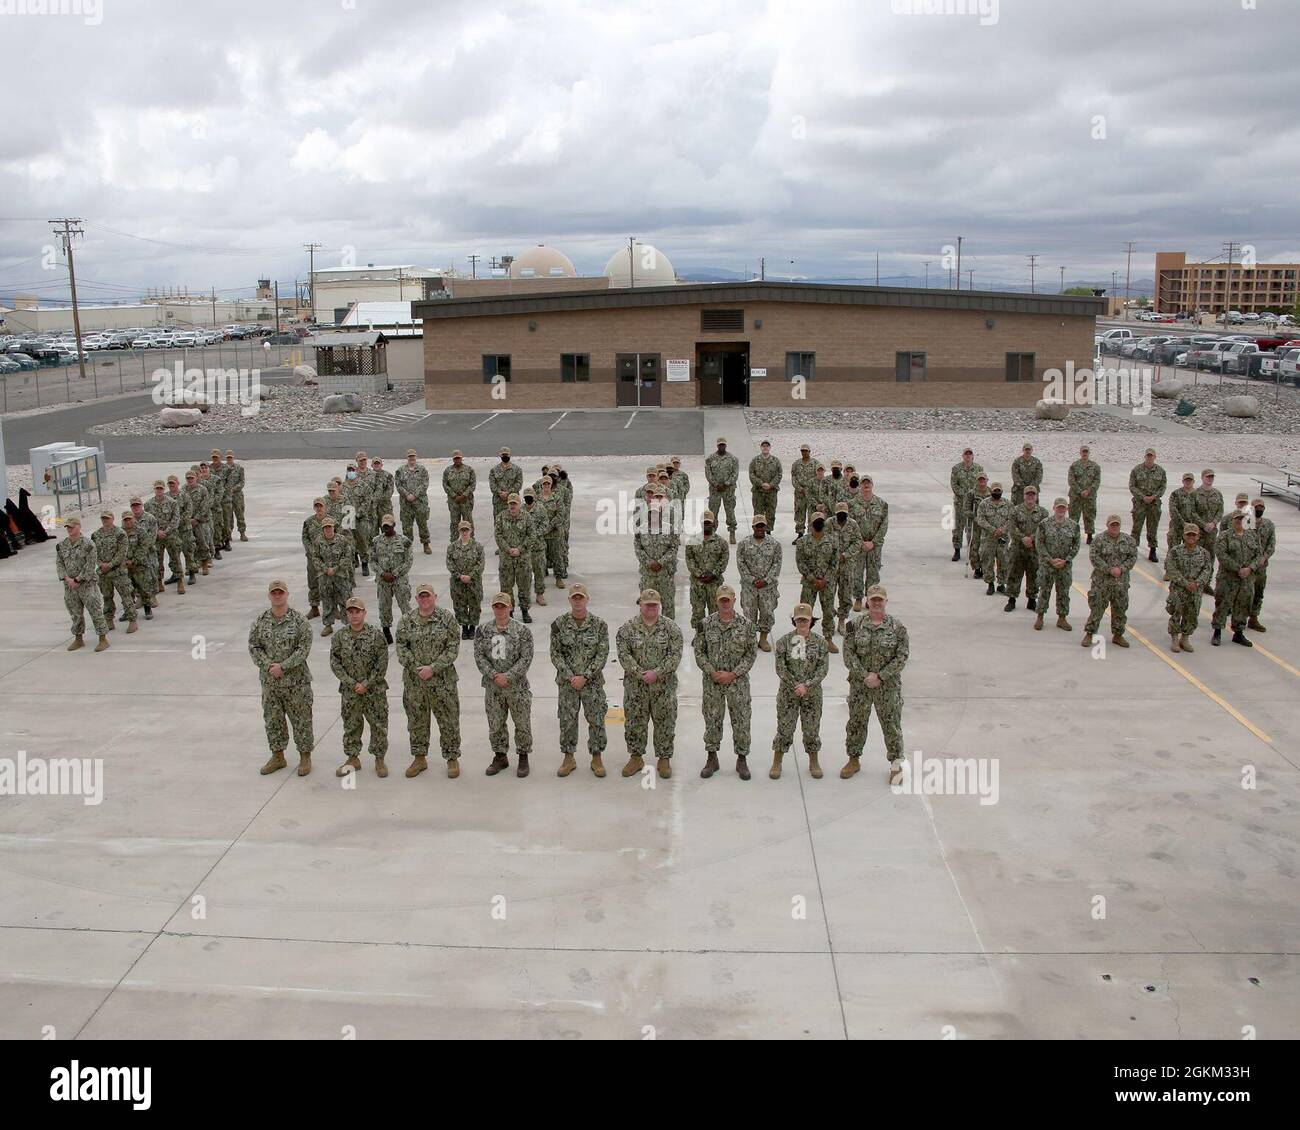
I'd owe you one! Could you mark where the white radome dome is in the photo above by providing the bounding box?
[604,243,676,287]
[509,245,577,279]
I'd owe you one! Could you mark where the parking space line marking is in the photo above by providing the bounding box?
[624,411,638,429]
[1070,582,1272,744]
[469,412,500,431]
[548,411,568,431]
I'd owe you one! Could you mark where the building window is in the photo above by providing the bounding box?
[701,309,744,333]
[785,351,815,380]
[560,353,590,382]
[1005,352,1035,382]
[896,352,926,381]
[482,355,511,383]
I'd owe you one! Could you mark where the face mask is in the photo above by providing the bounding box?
[754,529,765,539]
[559,471,567,480]
[1254,507,1264,518]
[501,455,510,463]
[703,524,714,536]
[383,526,394,535]
[831,469,841,479]
[849,478,859,489]
[835,513,847,524]
[812,520,825,532]
[991,491,1002,500]
[346,471,357,480]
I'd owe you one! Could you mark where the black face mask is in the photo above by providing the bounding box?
[753,529,765,539]
[559,471,567,480]
[501,455,510,463]
[703,523,714,536]
[849,478,859,489]
[991,491,1003,500]
[835,513,847,524]
[831,469,841,479]
[812,519,825,532]
[717,448,726,456]
[1254,507,1264,518]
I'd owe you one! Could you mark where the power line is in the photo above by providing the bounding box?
[48,218,88,382]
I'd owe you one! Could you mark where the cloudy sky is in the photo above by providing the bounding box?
[2,0,1297,306]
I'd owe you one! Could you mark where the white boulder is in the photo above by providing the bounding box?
[294,364,318,385]
[159,407,203,428]
[161,388,210,412]
[1222,395,1260,418]
[1151,379,1186,399]
[322,392,362,414]
[1035,400,1070,420]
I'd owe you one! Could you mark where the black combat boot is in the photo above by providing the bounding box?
[1231,629,1253,647]
[951,548,961,561]
[522,610,533,623]
[361,561,370,577]
[1026,596,1037,611]
[1211,628,1222,646]
[1085,533,1093,544]
[144,607,153,620]
[1003,597,1016,612]
[383,626,393,645]
[985,581,995,596]
[1148,547,1158,562]
[973,567,983,578]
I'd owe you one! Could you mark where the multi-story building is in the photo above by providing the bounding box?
[1154,251,1300,315]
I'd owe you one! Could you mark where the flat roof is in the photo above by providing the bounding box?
[413,279,1104,320]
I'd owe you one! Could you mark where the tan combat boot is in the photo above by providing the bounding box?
[67,636,84,652]
[826,636,839,654]
[556,577,566,589]
[535,592,547,606]
[1170,635,1181,653]
[201,562,209,575]
[126,620,139,634]
[769,751,783,780]
[621,754,644,778]
[1179,634,1195,653]
[852,598,862,612]
[758,631,771,653]
[557,753,577,777]
[1080,633,1093,647]
[423,543,432,555]
[657,756,672,779]
[405,755,428,778]
[590,755,606,778]
[94,635,110,652]
[1057,616,1072,631]
[374,756,388,778]
[735,755,750,781]
[728,530,736,544]
[1034,613,1044,631]
[307,604,320,620]
[260,751,287,775]
[296,753,312,776]
[1112,633,1130,648]
[321,625,333,637]
[336,755,362,777]
[840,755,861,779]
[240,532,249,542]
[177,577,186,594]
[447,758,460,778]
[888,759,905,786]
[700,752,720,779]
[1247,616,1266,632]
[808,752,823,779]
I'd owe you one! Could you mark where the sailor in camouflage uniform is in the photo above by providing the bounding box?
[1010,443,1043,507]
[1192,469,1224,576]
[1165,523,1211,653]
[369,457,394,532]
[1129,447,1167,563]
[56,516,110,651]
[842,585,909,782]
[302,497,328,619]
[748,440,782,530]
[92,511,135,630]
[344,453,374,576]
[1004,486,1046,613]
[1034,497,1081,631]
[796,509,838,653]
[848,475,888,609]
[1081,515,1138,648]
[121,509,156,627]
[476,592,535,777]
[396,583,463,777]
[489,447,523,525]
[1247,497,1275,632]
[685,509,729,633]
[495,493,533,621]
[949,447,982,561]
[206,451,230,553]
[975,481,1013,596]
[791,443,820,543]
[968,473,991,576]
[166,475,196,586]
[831,501,862,634]
[538,476,568,591]
[1164,473,1197,570]
[440,448,475,545]
[146,480,183,594]
[521,488,548,604]
[399,448,434,552]
[550,584,610,777]
[183,468,213,574]
[127,496,159,595]
[737,514,781,652]
[446,519,485,639]
[705,437,740,544]
[1068,444,1101,543]
[330,595,390,777]
[635,488,680,619]
[615,588,684,779]
[224,450,248,541]
[694,585,757,780]
[313,517,357,636]
[249,579,315,776]
[1211,509,1263,647]
[771,602,830,780]
[370,514,412,644]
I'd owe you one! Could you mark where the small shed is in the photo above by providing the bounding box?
[303,331,389,396]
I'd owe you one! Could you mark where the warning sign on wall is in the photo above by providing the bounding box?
[666,359,691,382]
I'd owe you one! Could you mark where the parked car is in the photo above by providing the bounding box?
[0,357,21,374]
[1201,341,1242,372]
[265,332,301,344]
[5,352,39,370]
[1221,342,1263,374]
[1187,342,1227,370]
[1095,328,1134,350]
[1277,348,1300,383]
[106,333,133,349]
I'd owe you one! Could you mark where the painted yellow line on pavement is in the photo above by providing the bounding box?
[1070,581,1273,744]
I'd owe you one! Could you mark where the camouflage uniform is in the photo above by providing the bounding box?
[1165,486,1195,555]
[146,492,182,580]
[1068,458,1101,538]
[220,464,237,545]
[848,494,889,598]
[616,613,684,761]
[475,617,534,757]
[737,534,781,632]
[56,535,109,636]
[1211,527,1262,632]
[1083,531,1138,636]
[370,467,395,531]
[124,520,157,611]
[489,461,523,522]
[522,499,547,596]
[495,508,533,613]
[967,483,990,563]
[538,492,568,582]
[635,521,680,619]
[975,494,1014,587]
[773,629,830,755]
[807,474,831,526]
[824,472,850,513]
[791,456,821,538]
[1035,514,1081,616]
[1010,453,1043,506]
[1251,514,1276,620]
[1129,462,1167,551]
[749,453,783,528]
[248,607,315,754]
[397,462,432,546]
[843,614,909,764]
[441,462,475,539]
[302,512,326,606]
[1165,542,1212,640]
[184,480,213,564]
[694,611,757,759]
[551,612,610,757]
[370,530,413,629]
[313,534,357,628]
[92,525,135,622]
[446,537,485,630]
[343,474,373,565]
[205,464,227,547]
[704,450,740,536]
[1006,501,1047,601]
[796,530,838,637]
[330,622,389,757]
[226,460,247,536]
[685,530,729,631]
[831,513,862,620]
[1192,485,1224,569]
[949,460,983,553]
[396,605,462,759]
[169,486,195,573]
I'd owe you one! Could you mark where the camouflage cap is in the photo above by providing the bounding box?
[834,501,849,514]
[499,446,511,456]
[416,582,436,597]
[671,456,682,464]
[1145,447,1157,456]
[989,481,1003,490]
[1183,523,1201,535]
[1053,497,1068,507]
[860,474,873,484]
[866,584,888,601]
[1252,497,1264,506]
[1024,485,1038,495]
[185,469,197,478]
[568,583,589,598]
[716,436,727,444]
[1023,442,1033,450]
[491,591,513,607]
[267,578,288,593]
[1182,473,1195,482]
[167,474,180,484]
[759,439,771,447]
[716,584,737,601]
[1202,468,1215,477]
[522,489,535,500]
[189,464,200,472]
[638,588,662,605]
[751,514,768,527]
[792,602,813,620]
[701,509,715,522]
[120,510,134,521]
[976,472,988,481]
[1080,444,1091,452]
[65,515,81,527]
[844,464,856,473]
[99,509,113,519]
[372,457,384,465]
[210,448,223,458]
[408,448,420,457]
[129,495,143,504]
[799,443,811,452]
[313,497,327,507]
[225,449,235,458]
[152,479,165,488]
[830,460,842,469]
[381,513,395,525]
[1235,492,1249,503]
[507,492,521,504]
[962,446,974,455]
[646,465,658,476]
[1106,513,1122,525]
[321,516,336,528]
[1230,509,1246,522]
[355,450,367,460]
[328,477,342,487]
[457,519,472,531]
[345,596,366,611]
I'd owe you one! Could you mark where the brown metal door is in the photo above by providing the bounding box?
[638,354,662,406]
[698,350,724,405]
[616,354,639,406]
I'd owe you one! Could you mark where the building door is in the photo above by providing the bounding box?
[697,343,749,406]
[698,350,724,406]
[616,353,662,406]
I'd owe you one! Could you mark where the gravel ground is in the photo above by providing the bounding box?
[746,408,1157,434]
[88,387,417,436]
[1147,380,1300,435]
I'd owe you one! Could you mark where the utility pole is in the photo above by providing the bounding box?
[875,251,879,285]
[274,281,281,336]
[923,261,931,288]
[49,218,88,382]
[955,236,963,291]
[211,287,217,327]
[1027,254,1038,293]
[760,256,766,281]
[303,243,322,323]
[1059,266,1066,293]
[466,254,480,279]
[628,236,636,288]
[1221,241,1239,318]
[967,268,975,290]
[947,266,953,288]
[1123,240,1136,314]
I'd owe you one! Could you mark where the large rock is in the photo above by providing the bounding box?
[294,364,318,385]
[1035,400,1070,420]
[322,392,362,414]
[1151,379,1186,399]
[159,407,203,428]
[1223,395,1260,418]
[161,388,210,411]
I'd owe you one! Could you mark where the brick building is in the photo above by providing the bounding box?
[412,281,1101,410]
[1154,251,1300,316]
